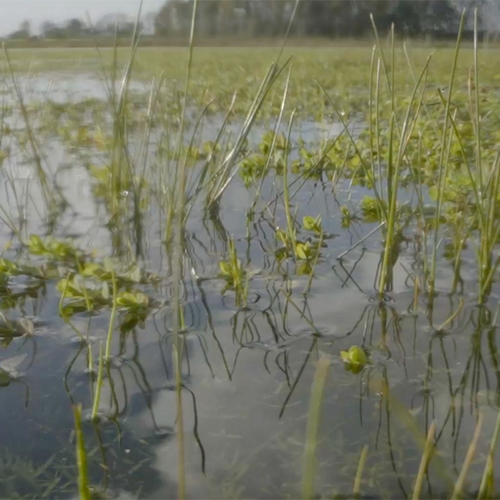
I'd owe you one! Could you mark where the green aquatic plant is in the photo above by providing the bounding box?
[57,275,108,316]
[340,345,369,374]
[56,265,155,323]
[292,142,335,180]
[302,215,323,235]
[240,153,268,188]
[27,235,84,264]
[274,214,325,279]
[81,260,158,287]
[218,239,248,307]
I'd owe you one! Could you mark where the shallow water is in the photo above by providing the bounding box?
[1,74,500,500]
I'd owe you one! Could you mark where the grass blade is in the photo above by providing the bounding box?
[73,404,91,500]
[302,355,330,500]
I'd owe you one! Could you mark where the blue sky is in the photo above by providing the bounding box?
[0,0,165,35]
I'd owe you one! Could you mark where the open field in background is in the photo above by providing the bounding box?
[2,42,500,117]
[2,25,500,499]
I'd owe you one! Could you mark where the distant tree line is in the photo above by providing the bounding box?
[6,13,156,41]
[154,0,500,39]
[5,0,500,42]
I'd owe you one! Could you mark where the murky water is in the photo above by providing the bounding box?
[1,75,499,500]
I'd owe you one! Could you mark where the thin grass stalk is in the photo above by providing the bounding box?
[170,99,216,225]
[390,23,395,113]
[282,113,296,256]
[301,355,330,500]
[477,409,500,499]
[196,95,237,208]
[403,43,440,137]
[2,45,54,212]
[253,68,291,211]
[428,11,466,298]
[412,421,436,499]
[104,266,118,360]
[317,82,387,220]
[170,2,199,497]
[353,444,369,497]
[368,45,375,170]
[73,404,91,500]
[377,54,430,294]
[91,341,105,420]
[473,9,482,191]
[114,38,143,214]
[370,17,394,114]
[378,116,396,294]
[370,378,454,488]
[304,228,323,295]
[451,412,484,499]
[58,272,84,341]
[207,60,291,208]
[412,275,420,315]
[478,157,500,301]
[276,0,300,65]
[374,56,385,198]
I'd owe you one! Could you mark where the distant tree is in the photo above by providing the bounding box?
[481,0,500,40]
[8,20,32,40]
[66,18,85,37]
[40,20,68,39]
[40,20,57,36]
[355,0,393,35]
[389,0,460,37]
[116,21,143,36]
[425,0,460,35]
[7,30,28,40]
[155,0,193,37]
[19,20,31,36]
[152,0,464,40]
[390,0,426,36]
[95,13,130,35]
[197,0,219,37]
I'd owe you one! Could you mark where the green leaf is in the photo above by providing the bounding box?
[27,235,46,255]
[81,263,102,278]
[428,185,439,201]
[303,216,316,231]
[348,345,367,365]
[341,345,368,369]
[0,258,18,275]
[303,215,322,233]
[116,291,149,309]
[295,242,309,260]
[219,261,232,276]
[296,261,312,276]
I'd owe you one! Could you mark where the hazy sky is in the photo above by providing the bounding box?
[0,0,165,35]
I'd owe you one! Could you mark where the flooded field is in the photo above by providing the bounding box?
[1,34,500,500]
